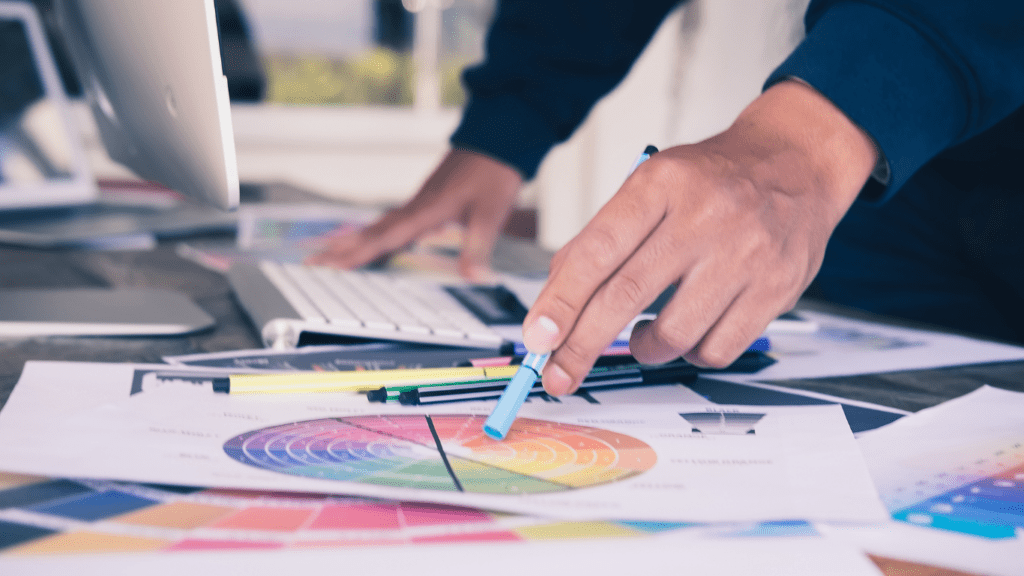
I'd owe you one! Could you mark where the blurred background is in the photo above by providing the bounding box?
[30,0,811,251]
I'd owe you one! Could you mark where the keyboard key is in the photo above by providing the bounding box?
[259,261,326,323]
[283,264,361,328]
[344,272,424,331]
[262,262,505,348]
[310,268,395,331]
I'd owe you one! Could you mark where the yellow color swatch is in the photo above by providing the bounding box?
[8,532,169,555]
[515,521,640,540]
[0,472,47,491]
[112,501,235,529]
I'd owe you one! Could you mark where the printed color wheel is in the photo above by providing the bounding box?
[224,415,657,494]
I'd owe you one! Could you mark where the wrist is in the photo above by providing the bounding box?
[724,80,878,223]
[446,147,524,188]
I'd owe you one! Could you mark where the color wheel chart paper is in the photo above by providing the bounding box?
[858,386,1024,540]
[0,361,888,524]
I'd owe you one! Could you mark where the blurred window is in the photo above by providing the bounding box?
[240,0,495,109]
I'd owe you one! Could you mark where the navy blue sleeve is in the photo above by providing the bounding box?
[450,0,682,179]
[767,1,1024,200]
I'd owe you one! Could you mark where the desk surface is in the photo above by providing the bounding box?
[0,245,259,409]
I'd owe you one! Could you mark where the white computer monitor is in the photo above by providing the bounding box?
[0,1,97,210]
[54,0,240,210]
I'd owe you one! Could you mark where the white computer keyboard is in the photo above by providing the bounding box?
[257,261,505,348]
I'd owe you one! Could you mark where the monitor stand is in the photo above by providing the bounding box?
[0,288,215,337]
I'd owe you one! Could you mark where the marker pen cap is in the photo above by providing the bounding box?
[483,353,549,440]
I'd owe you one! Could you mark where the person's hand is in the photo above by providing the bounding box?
[521,81,879,395]
[307,148,523,281]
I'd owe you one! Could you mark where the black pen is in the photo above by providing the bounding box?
[395,360,700,406]
[363,356,636,402]
[366,356,662,403]
[365,351,774,403]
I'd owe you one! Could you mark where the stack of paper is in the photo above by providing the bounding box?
[1,309,1023,574]
[0,362,886,524]
[0,359,891,575]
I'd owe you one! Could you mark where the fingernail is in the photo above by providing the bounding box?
[630,319,653,339]
[543,363,573,396]
[522,315,559,353]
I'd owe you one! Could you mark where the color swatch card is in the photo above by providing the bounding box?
[0,473,688,556]
[0,513,884,576]
[0,361,888,524]
[813,386,1024,576]
[857,385,1024,539]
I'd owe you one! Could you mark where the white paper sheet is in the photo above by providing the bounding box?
[0,361,887,524]
[833,385,1024,576]
[720,310,1024,382]
[856,385,1024,528]
[858,386,1024,517]
[820,521,1024,576]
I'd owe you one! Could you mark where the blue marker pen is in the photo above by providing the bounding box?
[483,145,659,441]
[482,352,548,440]
[628,145,658,175]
